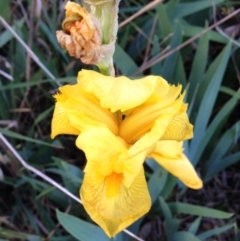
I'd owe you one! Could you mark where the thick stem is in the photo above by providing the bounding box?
[83,0,120,76]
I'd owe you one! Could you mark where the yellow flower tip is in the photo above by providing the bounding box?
[187,177,203,190]
[151,142,203,190]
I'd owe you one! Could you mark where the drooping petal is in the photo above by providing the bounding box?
[77,70,157,112]
[75,124,126,177]
[151,141,203,189]
[51,93,80,139]
[80,168,151,238]
[74,123,146,186]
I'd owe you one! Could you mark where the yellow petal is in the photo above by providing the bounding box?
[161,112,193,141]
[119,87,185,143]
[57,84,118,135]
[51,93,80,139]
[75,125,126,177]
[77,70,157,112]
[80,168,151,237]
[128,112,175,158]
[151,141,203,189]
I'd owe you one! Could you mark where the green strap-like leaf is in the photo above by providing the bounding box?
[56,210,110,241]
[189,42,232,162]
[171,0,226,19]
[192,90,240,166]
[187,27,209,103]
[113,44,139,76]
[159,197,175,240]
[198,223,235,240]
[188,217,202,235]
[148,166,168,203]
[168,202,233,219]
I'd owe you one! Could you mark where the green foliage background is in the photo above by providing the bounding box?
[0,0,240,240]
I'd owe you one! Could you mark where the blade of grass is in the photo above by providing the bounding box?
[187,28,209,103]
[191,90,240,166]
[189,42,232,163]
[198,223,235,240]
[171,0,226,19]
[168,202,233,219]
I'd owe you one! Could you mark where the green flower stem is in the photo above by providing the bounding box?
[83,0,120,76]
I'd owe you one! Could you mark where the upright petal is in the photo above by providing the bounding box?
[151,141,203,189]
[80,168,151,237]
[77,70,157,112]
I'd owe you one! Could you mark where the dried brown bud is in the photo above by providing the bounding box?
[56,1,114,65]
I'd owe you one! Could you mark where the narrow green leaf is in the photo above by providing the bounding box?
[0,19,25,48]
[161,24,182,84]
[114,44,139,76]
[169,202,233,219]
[209,121,240,160]
[172,0,226,19]
[57,210,109,241]
[148,166,168,203]
[0,128,61,148]
[189,42,232,162]
[173,231,201,241]
[159,197,174,240]
[165,0,179,16]
[198,223,235,240]
[204,152,240,181]
[161,175,177,199]
[1,77,75,90]
[0,228,42,240]
[181,20,227,44]
[0,0,10,21]
[188,217,202,235]
[156,4,172,38]
[150,35,162,75]
[174,54,187,87]
[192,90,240,166]
[33,106,54,127]
[187,28,209,103]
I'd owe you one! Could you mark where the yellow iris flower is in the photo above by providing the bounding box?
[51,69,202,237]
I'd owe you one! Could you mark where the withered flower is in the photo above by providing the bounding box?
[56,1,115,65]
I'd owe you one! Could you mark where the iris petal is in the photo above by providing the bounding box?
[161,112,193,141]
[80,168,151,237]
[75,125,126,177]
[77,69,157,112]
[151,141,203,189]
[51,93,80,138]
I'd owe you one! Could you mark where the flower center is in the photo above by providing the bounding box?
[119,102,168,143]
[76,90,119,135]
[105,172,123,198]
